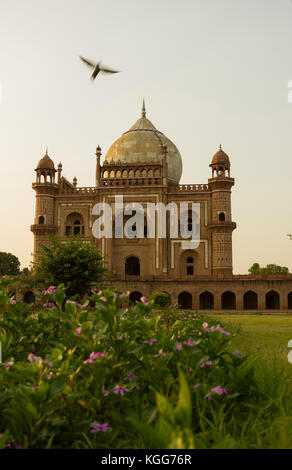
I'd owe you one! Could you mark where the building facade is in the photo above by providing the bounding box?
[29,102,292,311]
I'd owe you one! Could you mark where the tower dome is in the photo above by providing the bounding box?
[104,101,182,184]
[211,145,230,165]
[36,149,55,171]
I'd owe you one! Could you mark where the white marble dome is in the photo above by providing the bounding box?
[104,102,183,185]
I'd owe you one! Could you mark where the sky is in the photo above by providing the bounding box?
[0,0,292,273]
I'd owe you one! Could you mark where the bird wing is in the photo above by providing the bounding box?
[79,56,96,69]
[100,65,120,74]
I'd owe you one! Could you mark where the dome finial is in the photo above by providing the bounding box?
[45,146,48,155]
[219,144,222,151]
[142,99,146,118]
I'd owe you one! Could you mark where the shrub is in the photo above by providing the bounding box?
[0,277,291,449]
[149,291,171,308]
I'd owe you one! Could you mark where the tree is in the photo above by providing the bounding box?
[0,252,20,275]
[34,237,106,298]
[248,263,289,275]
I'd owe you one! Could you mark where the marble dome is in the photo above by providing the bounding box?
[104,101,182,185]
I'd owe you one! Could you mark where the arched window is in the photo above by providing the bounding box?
[38,215,45,224]
[200,291,214,310]
[221,291,236,310]
[219,212,225,222]
[129,291,143,305]
[65,213,85,237]
[186,256,194,275]
[244,291,258,310]
[178,291,192,309]
[266,290,280,309]
[125,257,140,276]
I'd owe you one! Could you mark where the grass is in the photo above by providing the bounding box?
[207,314,292,370]
[202,313,292,448]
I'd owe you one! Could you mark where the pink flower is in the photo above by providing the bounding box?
[193,383,201,389]
[176,342,183,351]
[124,374,138,382]
[100,296,107,302]
[74,327,82,335]
[31,386,40,391]
[28,353,42,363]
[205,386,229,399]
[153,349,166,358]
[144,338,157,346]
[140,296,148,305]
[10,299,17,305]
[42,286,56,295]
[83,352,107,364]
[102,390,110,396]
[113,385,129,396]
[30,313,38,318]
[90,422,109,433]
[3,361,13,371]
[200,360,213,368]
[217,327,231,336]
[202,322,208,329]
[184,339,197,347]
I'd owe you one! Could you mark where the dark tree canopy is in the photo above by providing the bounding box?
[34,237,106,298]
[0,252,20,275]
[248,263,289,275]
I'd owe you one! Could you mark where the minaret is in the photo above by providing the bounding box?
[208,146,236,276]
[95,146,101,187]
[31,149,58,263]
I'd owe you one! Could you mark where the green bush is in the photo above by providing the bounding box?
[149,291,171,308]
[0,277,291,449]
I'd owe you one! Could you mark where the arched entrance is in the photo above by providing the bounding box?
[266,290,280,309]
[125,257,140,276]
[23,291,35,304]
[243,291,258,310]
[221,291,236,310]
[288,292,292,310]
[199,291,214,310]
[129,291,142,305]
[178,291,192,309]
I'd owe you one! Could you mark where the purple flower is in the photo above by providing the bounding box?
[205,386,229,399]
[83,352,107,364]
[153,349,166,358]
[200,360,213,368]
[217,326,231,336]
[124,374,138,382]
[140,296,148,306]
[31,386,40,391]
[144,338,157,346]
[74,327,82,335]
[113,385,129,396]
[42,286,56,295]
[193,383,201,389]
[102,390,110,396]
[90,421,109,433]
[3,361,13,371]
[28,353,42,363]
[184,339,197,347]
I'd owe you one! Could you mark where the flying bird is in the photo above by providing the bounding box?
[79,56,120,81]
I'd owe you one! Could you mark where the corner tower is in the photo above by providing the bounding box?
[208,146,236,276]
[31,150,58,262]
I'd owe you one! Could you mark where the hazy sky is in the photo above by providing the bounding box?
[0,0,292,273]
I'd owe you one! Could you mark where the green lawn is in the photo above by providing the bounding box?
[207,314,292,365]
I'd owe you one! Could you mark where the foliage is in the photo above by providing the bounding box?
[149,291,171,308]
[248,263,289,275]
[33,237,106,299]
[0,252,20,276]
[0,278,291,449]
